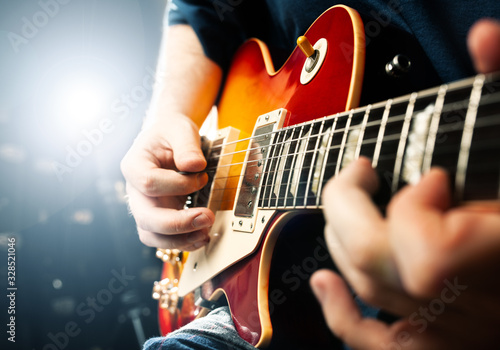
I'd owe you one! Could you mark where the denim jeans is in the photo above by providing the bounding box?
[143,298,385,350]
[143,306,257,350]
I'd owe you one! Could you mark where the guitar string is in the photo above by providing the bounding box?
[197,104,500,180]
[193,130,500,208]
[196,109,500,193]
[185,79,500,206]
[193,150,500,209]
[198,91,500,174]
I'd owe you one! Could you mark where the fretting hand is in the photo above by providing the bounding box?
[310,18,500,349]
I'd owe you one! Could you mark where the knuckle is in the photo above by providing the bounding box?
[173,216,186,234]
[162,212,191,234]
[140,173,159,196]
[134,214,151,233]
[120,155,132,179]
[137,229,156,248]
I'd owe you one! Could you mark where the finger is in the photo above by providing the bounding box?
[442,208,500,286]
[122,144,209,197]
[310,270,398,349]
[136,206,214,234]
[326,227,421,316]
[138,166,208,197]
[322,158,389,276]
[163,116,207,173]
[468,18,500,73]
[388,168,452,297]
[137,226,211,251]
[127,184,214,234]
[310,270,456,350]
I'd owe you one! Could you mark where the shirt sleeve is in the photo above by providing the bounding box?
[165,0,257,72]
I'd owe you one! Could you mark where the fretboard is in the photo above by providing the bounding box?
[252,73,500,209]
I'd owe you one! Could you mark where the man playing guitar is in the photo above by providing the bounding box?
[121,1,500,348]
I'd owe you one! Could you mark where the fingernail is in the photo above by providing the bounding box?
[193,213,211,228]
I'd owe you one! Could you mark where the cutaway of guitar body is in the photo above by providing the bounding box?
[217,5,365,133]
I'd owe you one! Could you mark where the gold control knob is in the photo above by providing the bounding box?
[297,36,316,58]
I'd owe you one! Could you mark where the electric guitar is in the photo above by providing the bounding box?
[151,5,500,349]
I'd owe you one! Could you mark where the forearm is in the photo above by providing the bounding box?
[147,24,223,127]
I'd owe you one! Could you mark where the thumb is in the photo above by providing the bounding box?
[310,270,362,338]
[165,116,207,173]
[310,270,405,349]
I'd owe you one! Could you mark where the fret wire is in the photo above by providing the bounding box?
[209,131,411,196]
[391,93,418,193]
[304,119,325,207]
[455,74,485,201]
[267,129,286,208]
[335,110,354,175]
[261,130,277,208]
[202,111,405,172]
[209,131,400,184]
[207,130,400,180]
[316,115,338,206]
[219,120,493,193]
[355,105,371,160]
[208,148,499,204]
[275,128,292,207]
[422,85,448,175]
[292,125,309,208]
[281,128,297,207]
[372,99,392,168]
[213,116,404,174]
[284,126,302,208]
[275,129,292,208]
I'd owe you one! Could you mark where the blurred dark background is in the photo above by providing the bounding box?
[0,0,168,349]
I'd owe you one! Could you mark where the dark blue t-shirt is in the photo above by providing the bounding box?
[167,0,500,83]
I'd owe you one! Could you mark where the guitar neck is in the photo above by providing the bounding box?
[233,72,500,211]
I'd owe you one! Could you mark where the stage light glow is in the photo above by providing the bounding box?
[59,81,108,125]
[71,209,94,225]
[0,143,26,163]
[50,74,113,136]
